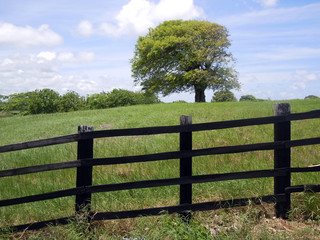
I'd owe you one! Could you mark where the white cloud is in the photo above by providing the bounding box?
[0,22,62,48]
[78,0,204,37]
[78,52,95,62]
[77,20,94,36]
[57,52,75,62]
[37,51,57,61]
[293,70,319,82]
[0,51,97,95]
[237,69,320,100]
[253,0,277,8]
[56,51,95,62]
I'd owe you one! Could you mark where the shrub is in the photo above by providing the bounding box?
[240,95,256,101]
[59,91,85,112]
[304,95,319,100]
[1,92,33,115]
[86,92,109,109]
[28,89,60,114]
[212,90,237,102]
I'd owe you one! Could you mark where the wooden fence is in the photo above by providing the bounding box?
[1,103,320,232]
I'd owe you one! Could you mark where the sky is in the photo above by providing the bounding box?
[0,0,319,102]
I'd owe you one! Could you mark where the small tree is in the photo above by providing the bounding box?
[305,95,319,99]
[86,92,109,109]
[105,89,137,108]
[1,92,32,115]
[59,91,85,112]
[212,90,237,102]
[28,89,60,114]
[240,95,256,101]
[131,20,240,102]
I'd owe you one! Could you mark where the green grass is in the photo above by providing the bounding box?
[1,99,320,239]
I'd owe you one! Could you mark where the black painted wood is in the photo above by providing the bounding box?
[75,125,94,213]
[1,137,320,178]
[274,103,291,218]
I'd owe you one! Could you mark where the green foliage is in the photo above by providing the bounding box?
[240,95,257,101]
[86,89,160,109]
[131,20,240,102]
[211,90,237,102]
[161,215,212,240]
[28,89,60,114]
[0,95,4,111]
[1,92,32,115]
[86,92,109,109]
[305,95,319,99]
[59,91,86,112]
[2,88,159,115]
[290,193,320,220]
[105,89,138,108]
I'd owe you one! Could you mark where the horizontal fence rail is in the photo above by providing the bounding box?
[0,103,319,232]
[1,109,320,153]
[1,137,320,178]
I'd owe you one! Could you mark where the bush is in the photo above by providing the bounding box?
[304,95,319,100]
[240,95,256,101]
[2,88,160,115]
[28,89,60,114]
[59,91,85,112]
[212,90,237,102]
[1,92,33,115]
[105,89,138,108]
[86,92,109,109]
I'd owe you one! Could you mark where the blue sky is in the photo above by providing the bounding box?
[0,0,319,102]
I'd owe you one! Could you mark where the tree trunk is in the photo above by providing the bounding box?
[195,89,206,102]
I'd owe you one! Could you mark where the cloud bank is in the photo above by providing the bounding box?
[78,0,204,37]
[0,22,62,48]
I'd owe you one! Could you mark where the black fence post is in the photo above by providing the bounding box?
[180,115,192,222]
[274,103,291,218]
[76,125,94,214]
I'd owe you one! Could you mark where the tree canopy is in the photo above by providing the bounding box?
[211,90,237,102]
[131,20,240,102]
[239,95,256,101]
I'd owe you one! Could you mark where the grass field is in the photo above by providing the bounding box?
[1,99,320,239]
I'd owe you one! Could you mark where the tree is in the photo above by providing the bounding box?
[105,89,160,108]
[59,91,85,112]
[28,89,60,114]
[211,90,237,102]
[305,95,319,99]
[240,95,256,101]
[86,92,109,109]
[2,92,32,115]
[131,20,240,102]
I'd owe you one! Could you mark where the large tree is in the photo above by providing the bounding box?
[131,20,240,102]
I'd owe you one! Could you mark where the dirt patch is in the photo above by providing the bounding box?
[98,123,112,129]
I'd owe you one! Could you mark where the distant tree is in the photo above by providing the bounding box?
[86,92,109,109]
[304,95,319,99]
[28,89,60,114]
[59,91,85,112]
[130,91,161,105]
[105,89,137,108]
[0,95,5,111]
[1,92,32,115]
[211,90,237,102]
[240,95,256,101]
[131,20,240,102]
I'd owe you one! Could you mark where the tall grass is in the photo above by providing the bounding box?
[0,99,320,236]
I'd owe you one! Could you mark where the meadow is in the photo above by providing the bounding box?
[0,99,320,239]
